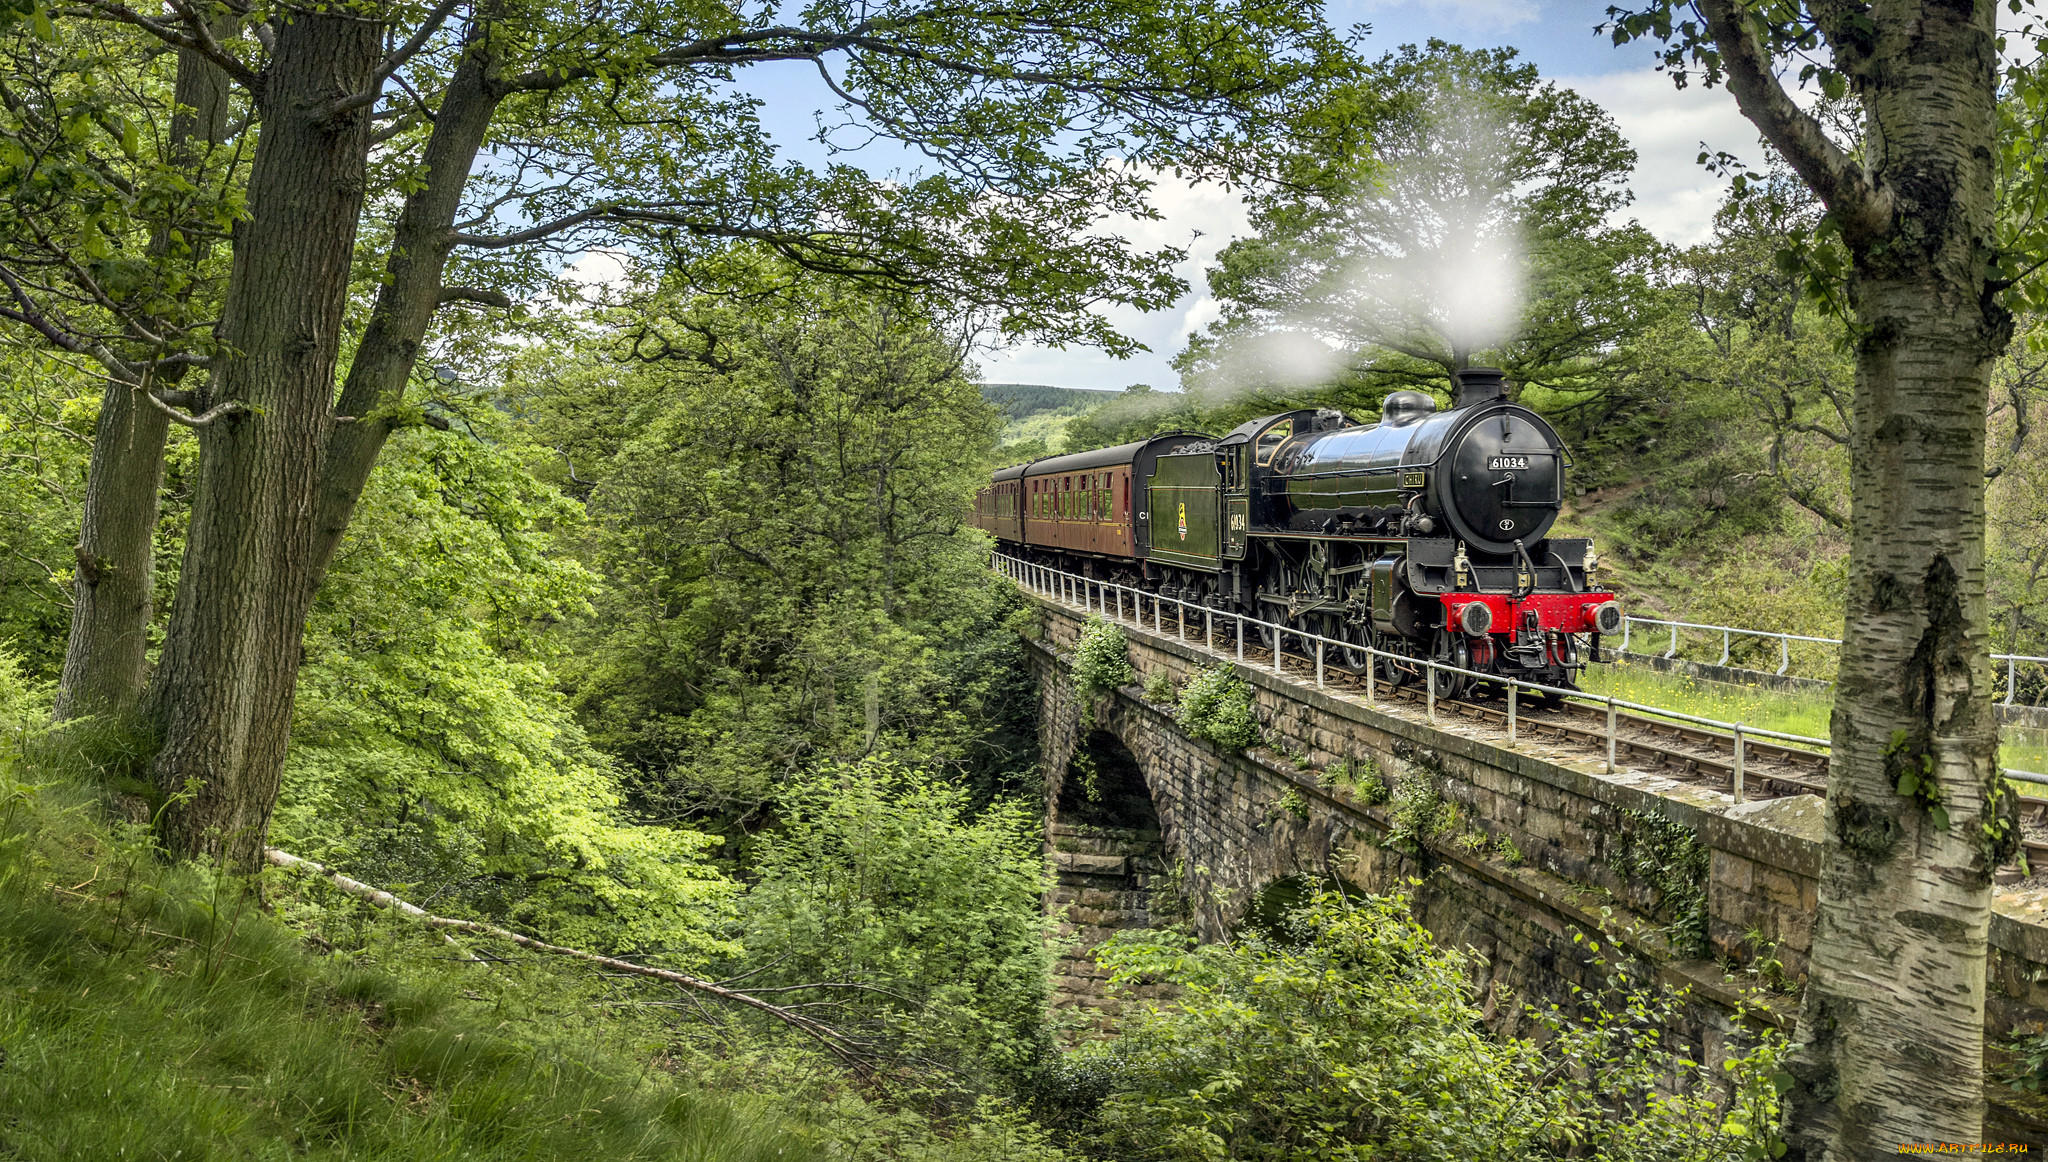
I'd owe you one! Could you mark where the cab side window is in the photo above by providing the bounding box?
[1255,421,1292,467]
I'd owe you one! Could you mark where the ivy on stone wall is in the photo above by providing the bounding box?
[1604,809,1710,957]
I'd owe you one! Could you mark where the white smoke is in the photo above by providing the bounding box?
[1189,87,1531,399]
[1202,328,1352,393]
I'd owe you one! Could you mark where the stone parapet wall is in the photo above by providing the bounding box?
[1026,600,2048,1140]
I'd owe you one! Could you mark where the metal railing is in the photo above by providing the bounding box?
[1619,613,2048,707]
[997,554,1830,804]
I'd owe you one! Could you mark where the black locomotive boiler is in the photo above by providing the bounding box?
[973,368,1623,696]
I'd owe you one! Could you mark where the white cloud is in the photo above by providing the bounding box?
[562,248,631,289]
[978,168,1251,389]
[1558,68,1758,245]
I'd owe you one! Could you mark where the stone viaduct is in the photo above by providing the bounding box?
[1021,589,2048,1141]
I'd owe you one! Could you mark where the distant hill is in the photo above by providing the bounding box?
[978,382,1121,419]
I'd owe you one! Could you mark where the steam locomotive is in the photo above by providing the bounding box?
[972,368,1623,697]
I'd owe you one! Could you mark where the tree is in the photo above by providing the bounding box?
[0,0,1359,865]
[517,269,1032,814]
[277,406,737,961]
[1609,1,2032,1151]
[1179,42,1657,403]
[0,22,239,719]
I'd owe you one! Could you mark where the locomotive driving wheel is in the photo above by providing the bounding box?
[1376,635,1412,689]
[1427,630,1468,701]
[1325,612,1373,675]
[1254,559,1292,652]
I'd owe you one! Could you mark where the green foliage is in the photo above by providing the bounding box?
[1174,663,1260,751]
[1493,831,1524,867]
[0,768,817,1162]
[1142,669,1177,704]
[1999,1025,2048,1095]
[1384,774,1459,853]
[1072,891,1787,1161]
[1328,754,1391,803]
[1074,616,1137,703]
[737,758,1055,1084]
[0,353,106,680]
[1275,788,1309,821]
[1604,809,1710,958]
[1885,728,1948,831]
[275,414,736,962]
[517,275,1033,812]
[1735,927,1797,997]
[0,640,48,740]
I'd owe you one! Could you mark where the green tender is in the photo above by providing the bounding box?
[1148,451,1223,571]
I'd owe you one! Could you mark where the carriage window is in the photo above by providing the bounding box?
[1255,421,1292,467]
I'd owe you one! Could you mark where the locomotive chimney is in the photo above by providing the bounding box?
[1452,367,1508,408]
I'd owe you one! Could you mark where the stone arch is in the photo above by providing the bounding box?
[1046,727,1174,1020]
[1240,871,1365,941]
[1055,728,1159,830]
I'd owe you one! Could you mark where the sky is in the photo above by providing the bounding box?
[710,1,1764,390]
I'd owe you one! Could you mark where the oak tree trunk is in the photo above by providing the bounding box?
[56,42,232,720]
[1779,2,2014,1154]
[145,13,382,865]
[312,35,503,589]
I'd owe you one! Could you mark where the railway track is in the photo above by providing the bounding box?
[1139,615,2048,872]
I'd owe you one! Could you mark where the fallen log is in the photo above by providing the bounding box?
[263,847,863,1059]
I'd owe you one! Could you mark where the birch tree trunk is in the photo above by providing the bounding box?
[144,13,382,865]
[1676,0,2019,1153]
[55,41,233,720]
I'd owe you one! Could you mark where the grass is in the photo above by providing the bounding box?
[0,769,823,1162]
[1577,664,1834,743]
[1579,663,2048,775]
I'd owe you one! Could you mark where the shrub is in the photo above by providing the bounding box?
[1604,808,1711,958]
[1142,670,1176,704]
[1384,775,1458,853]
[1332,755,1391,804]
[1275,789,1309,821]
[1175,665,1259,751]
[1074,891,1789,1162]
[1074,617,1136,704]
[738,758,1056,1083]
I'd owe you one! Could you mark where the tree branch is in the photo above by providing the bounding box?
[449,202,624,248]
[263,847,868,1061]
[1695,0,1889,242]
[142,388,244,428]
[437,285,513,309]
[0,265,138,380]
[75,0,264,92]
[313,0,464,122]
